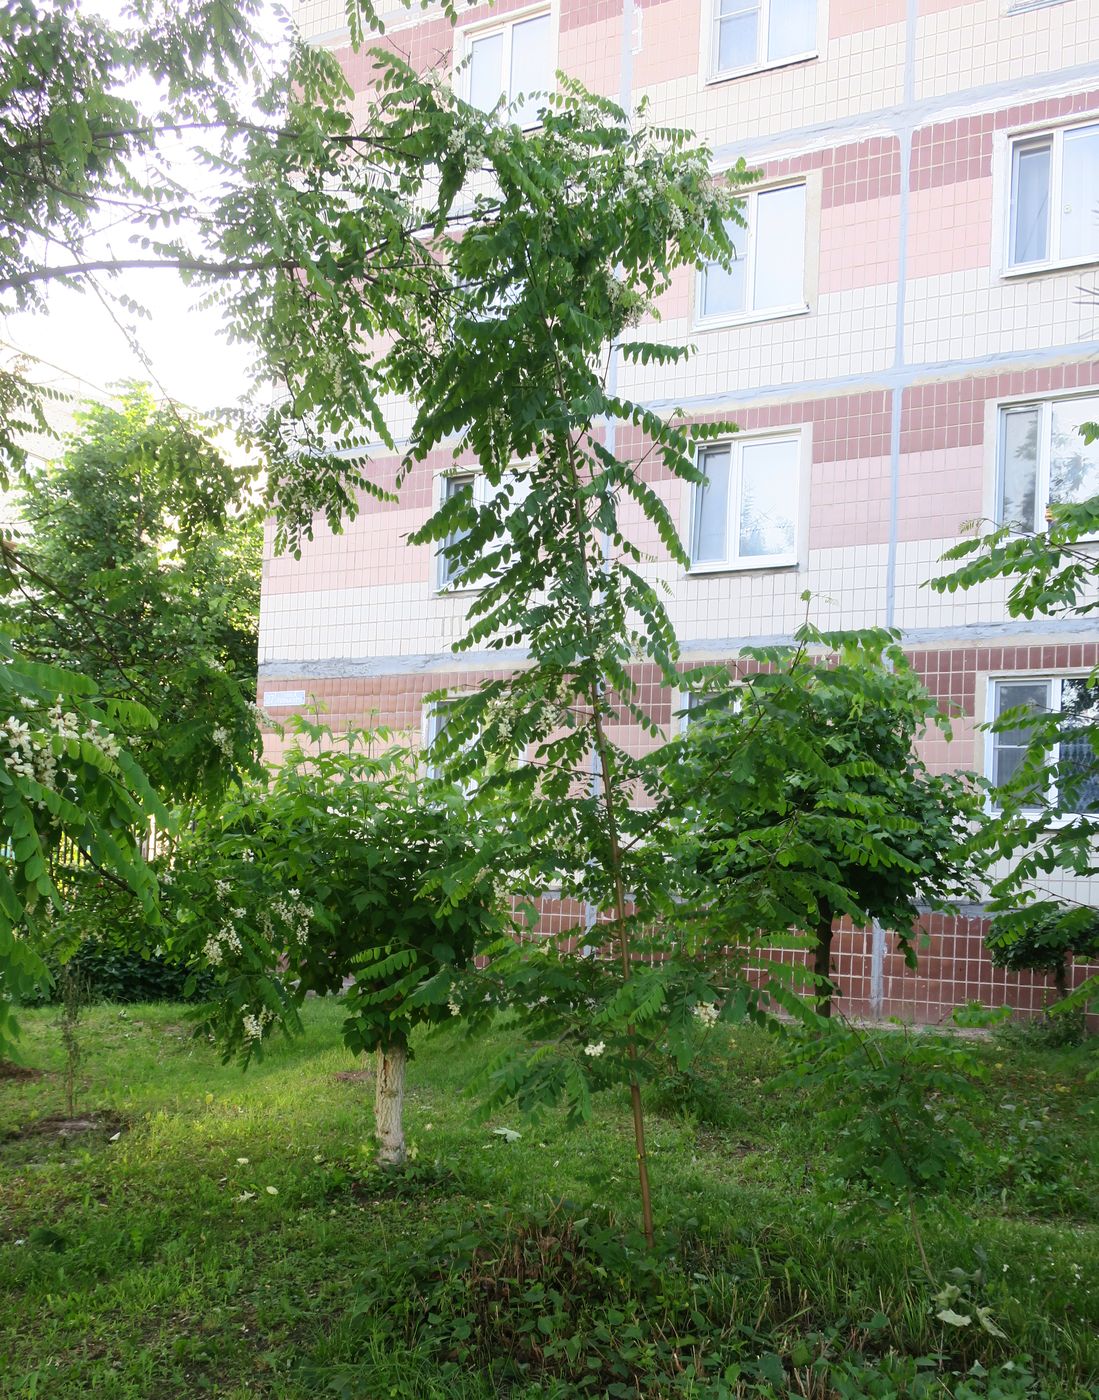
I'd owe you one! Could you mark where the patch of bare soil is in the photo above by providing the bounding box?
[0,1061,43,1083]
[4,1110,126,1143]
[332,1069,374,1083]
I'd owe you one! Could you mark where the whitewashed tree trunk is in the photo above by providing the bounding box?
[374,1042,407,1166]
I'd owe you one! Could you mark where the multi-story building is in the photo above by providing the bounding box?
[263,0,1099,1022]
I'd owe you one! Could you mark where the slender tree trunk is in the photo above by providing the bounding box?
[1053,957,1068,1003]
[374,1042,407,1166]
[813,908,836,1019]
[592,691,655,1250]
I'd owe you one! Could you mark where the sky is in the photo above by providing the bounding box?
[3,0,289,419]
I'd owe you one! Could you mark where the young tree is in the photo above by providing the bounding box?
[167,720,509,1166]
[932,440,1099,1009]
[987,907,1099,1005]
[665,629,981,1017]
[0,1,510,551]
[7,384,262,811]
[1,2,526,1028]
[375,73,755,1244]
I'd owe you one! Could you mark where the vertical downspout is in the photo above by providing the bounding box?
[873,0,919,1016]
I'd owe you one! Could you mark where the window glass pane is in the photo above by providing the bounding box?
[998,406,1039,530]
[994,679,1050,740]
[992,679,1051,799]
[752,185,806,309]
[1010,142,1050,265]
[737,438,798,558]
[509,14,550,125]
[441,474,474,583]
[767,0,816,60]
[468,31,504,112]
[1059,124,1099,260]
[693,448,731,563]
[715,0,758,73]
[700,218,747,317]
[1058,679,1099,813]
[992,680,1049,793]
[1049,395,1099,510]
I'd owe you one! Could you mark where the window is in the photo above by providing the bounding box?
[691,435,800,570]
[436,469,529,592]
[463,11,551,128]
[709,0,816,80]
[996,394,1099,531]
[697,184,807,322]
[1007,120,1099,269]
[424,699,476,783]
[989,678,1099,812]
[437,472,479,589]
[679,688,741,731]
[424,697,527,785]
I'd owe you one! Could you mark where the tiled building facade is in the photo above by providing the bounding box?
[265,0,1099,1021]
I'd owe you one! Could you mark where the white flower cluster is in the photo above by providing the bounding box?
[241,1004,275,1041]
[211,725,234,758]
[1,700,121,791]
[584,1041,605,1058]
[204,913,245,966]
[692,1002,720,1028]
[447,998,461,1017]
[256,884,310,952]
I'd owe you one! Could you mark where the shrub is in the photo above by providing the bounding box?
[20,937,214,1006]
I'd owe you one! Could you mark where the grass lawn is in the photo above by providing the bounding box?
[0,1000,1096,1398]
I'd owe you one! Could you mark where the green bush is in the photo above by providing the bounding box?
[20,937,213,1007]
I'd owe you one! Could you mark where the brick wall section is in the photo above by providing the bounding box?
[910,89,1099,192]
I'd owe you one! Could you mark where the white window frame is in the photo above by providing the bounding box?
[434,469,487,593]
[422,696,529,784]
[985,675,1099,815]
[686,427,807,575]
[455,4,557,131]
[422,697,474,783]
[702,0,820,86]
[1000,116,1099,277]
[990,389,1099,536]
[433,466,531,595]
[694,181,810,328]
[677,684,743,733]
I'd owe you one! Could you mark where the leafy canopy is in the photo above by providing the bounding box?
[932,462,1099,1007]
[166,718,511,1066]
[664,627,980,980]
[8,384,263,810]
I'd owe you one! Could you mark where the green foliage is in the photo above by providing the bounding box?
[662,627,981,1006]
[18,871,215,1009]
[166,718,510,1064]
[24,939,212,1008]
[378,67,769,1172]
[0,635,164,1055]
[781,1022,986,1214]
[987,908,1099,1002]
[932,489,1099,1009]
[2,1004,1096,1397]
[8,384,263,811]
